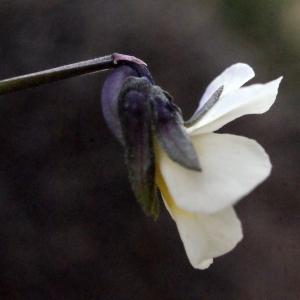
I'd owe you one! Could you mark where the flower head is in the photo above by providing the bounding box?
[101,59,282,269]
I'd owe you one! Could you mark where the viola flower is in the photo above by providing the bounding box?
[156,64,282,269]
[101,59,282,269]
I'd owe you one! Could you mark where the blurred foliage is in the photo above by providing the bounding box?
[222,0,281,44]
[222,0,300,96]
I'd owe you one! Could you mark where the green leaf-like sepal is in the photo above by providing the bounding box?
[118,76,159,219]
[151,86,201,171]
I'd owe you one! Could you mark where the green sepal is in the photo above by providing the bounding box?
[118,76,159,219]
[184,86,224,127]
[151,86,201,171]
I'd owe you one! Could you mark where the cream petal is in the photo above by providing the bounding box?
[158,133,271,213]
[187,77,282,135]
[198,259,213,269]
[170,204,243,269]
[197,63,255,110]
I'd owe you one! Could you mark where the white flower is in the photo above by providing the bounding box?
[155,63,282,269]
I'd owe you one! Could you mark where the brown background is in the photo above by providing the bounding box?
[0,1,299,299]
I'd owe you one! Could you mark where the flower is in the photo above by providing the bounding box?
[155,63,282,269]
[101,59,282,269]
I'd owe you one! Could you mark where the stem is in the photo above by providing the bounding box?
[0,53,146,95]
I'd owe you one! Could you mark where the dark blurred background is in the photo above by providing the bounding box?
[0,1,299,299]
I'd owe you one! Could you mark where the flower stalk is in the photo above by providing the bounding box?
[0,53,146,94]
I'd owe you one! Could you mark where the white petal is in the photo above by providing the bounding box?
[197,63,255,110]
[198,258,214,270]
[158,133,271,213]
[169,203,243,269]
[198,259,213,269]
[188,77,282,135]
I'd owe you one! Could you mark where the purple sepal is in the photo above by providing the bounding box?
[112,53,154,84]
[101,62,154,144]
[101,65,139,144]
[151,86,201,171]
[118,77,158,219]
[129,64,154,85]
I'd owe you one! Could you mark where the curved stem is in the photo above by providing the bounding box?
[0,53,146,95]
